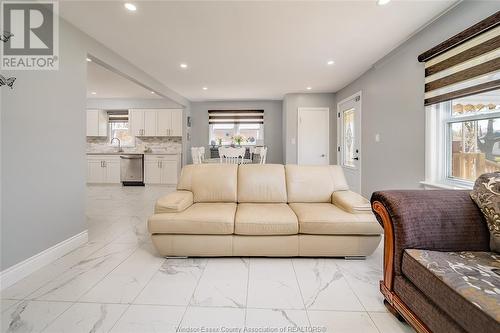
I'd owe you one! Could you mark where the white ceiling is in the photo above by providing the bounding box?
[67,1,456,101]
[87,60,161,99]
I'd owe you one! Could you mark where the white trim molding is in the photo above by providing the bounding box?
[0,230,88,290]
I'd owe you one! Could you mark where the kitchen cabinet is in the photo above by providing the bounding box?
[87,155,120,184]
[86,110,108,137]
[129,109,144,136]
[129,109,183,137]
[144,154,180,185]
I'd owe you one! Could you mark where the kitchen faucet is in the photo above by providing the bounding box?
[111,138,123,152]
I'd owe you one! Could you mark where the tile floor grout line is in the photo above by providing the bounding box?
[38,300,78,333]
[336,262,370,313]
[176,257,210,331]
[290,258,311,327]
[73,244,141,304]
[243,257,251,327]
[336,261,384,332]
[367,311,384,333]
[105,255,169,332]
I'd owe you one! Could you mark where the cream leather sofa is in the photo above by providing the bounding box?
[148,164,383,258]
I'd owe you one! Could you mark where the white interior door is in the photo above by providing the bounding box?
[337,93,361,193]
[297,107,329,165]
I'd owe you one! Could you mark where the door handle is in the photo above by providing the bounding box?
[353,157,359,160]
[321,154,325,157]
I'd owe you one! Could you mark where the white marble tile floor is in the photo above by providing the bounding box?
[0,185,414,333]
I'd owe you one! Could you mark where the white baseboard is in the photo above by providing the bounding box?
[0,230,89,290]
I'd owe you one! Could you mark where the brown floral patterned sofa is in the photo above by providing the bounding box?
[371,190,500,333]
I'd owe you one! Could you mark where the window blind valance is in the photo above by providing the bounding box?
[208,110,264,124]
[419,11,500,106]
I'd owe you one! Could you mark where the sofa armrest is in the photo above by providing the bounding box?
[154,191,193,214]
[370,190,489,292]
[332,190,372,214]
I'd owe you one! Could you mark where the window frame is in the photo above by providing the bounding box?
[208,122,264,146]
[425,99,500,189]
[108,121,136,148]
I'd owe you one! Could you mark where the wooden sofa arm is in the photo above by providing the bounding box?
[370,190,489,291]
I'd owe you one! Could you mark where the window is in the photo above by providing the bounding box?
[208,110,264,146]
[107,111,135,147]
[426,90,500,187]
[419,13,499,188]
[209,123,263,146]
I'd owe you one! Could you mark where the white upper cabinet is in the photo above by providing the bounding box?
[144,110,157,136]
[86,110,108,137]
[129,109,145,136]
[129,109,183,137]
[157,111,172,136]
[170,109,183,136]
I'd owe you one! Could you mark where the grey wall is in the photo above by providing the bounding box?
[190,100,283,164]
[282,93,337,164]
[1,20,87,270]
[335,1,499,198]
[86,98,182,110]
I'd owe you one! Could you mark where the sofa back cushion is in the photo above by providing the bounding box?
[285,165,349,203]
[238,164,287,203]
[177,164,195,191]
[190,164,238,202]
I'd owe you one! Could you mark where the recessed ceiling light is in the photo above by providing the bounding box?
[180,63,188,69]
[202,87,208,90]
[91,91,97,95]
[124,3,137,11]
[86,57,92,62]
[150,91,155,94]
[377,0,391,5]
[306,87,312,90]
[327,60,335,65]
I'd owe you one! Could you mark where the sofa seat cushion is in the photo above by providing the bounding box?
[235,203,298,235]
[148,203,236,235]
[289,203,381,235]
[403,249,500,333]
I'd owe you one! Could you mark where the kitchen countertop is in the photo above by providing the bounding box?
[86,151,181,155]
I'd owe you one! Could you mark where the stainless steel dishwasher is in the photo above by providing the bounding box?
[120,154,144,186]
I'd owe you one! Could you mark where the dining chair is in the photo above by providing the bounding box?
[219,147,246,164]
[257,146,268,164]
[191,147,205,164]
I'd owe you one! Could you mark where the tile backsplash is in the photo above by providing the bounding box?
[87,136,182,153]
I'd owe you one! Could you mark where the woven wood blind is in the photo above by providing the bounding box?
[208,110,264,124]
[419,11,500,106]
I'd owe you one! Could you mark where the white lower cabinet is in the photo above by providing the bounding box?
[144,154,179,185]
[87,155,121,184]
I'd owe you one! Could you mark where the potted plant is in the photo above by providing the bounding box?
[232,135,245,146]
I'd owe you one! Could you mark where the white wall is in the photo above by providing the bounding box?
[282,93,337,164]
[335,1,499,197]
[190,100,283,164]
